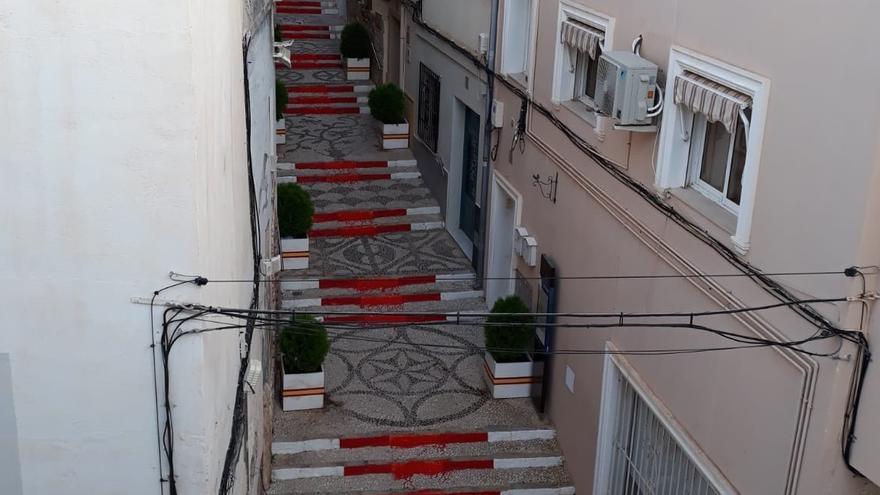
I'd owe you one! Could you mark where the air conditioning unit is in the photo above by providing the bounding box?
[594,51,658,127]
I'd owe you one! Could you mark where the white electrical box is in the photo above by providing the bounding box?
[521,236,538,267]
[595,51,658,126]
[260,255,282,276]
[513,226,528,255]
[492,100,505,129]
[478,33,489,55]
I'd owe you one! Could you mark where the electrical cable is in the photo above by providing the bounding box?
[163,312,847,359]
[170,268,852,284]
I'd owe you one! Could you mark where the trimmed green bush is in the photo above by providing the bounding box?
[275,79,288,120]
[279,315,330,374]
[368,83,406,125]
[274,24,283,42]
[485,295,534,363]
[277,183,314,238]
[340,22,371,59]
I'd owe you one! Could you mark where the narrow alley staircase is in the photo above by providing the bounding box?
[271,3,574,493]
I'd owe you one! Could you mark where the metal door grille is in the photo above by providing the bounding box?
[605,372,720,495]
[418,63,441,152]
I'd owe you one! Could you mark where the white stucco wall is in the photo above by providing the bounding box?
[0,0,271,493]
[405,11,490,257]
[421,0,491,53]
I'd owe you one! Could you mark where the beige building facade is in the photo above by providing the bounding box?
[484,0,880,494]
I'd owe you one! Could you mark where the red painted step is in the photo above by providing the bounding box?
[344,459,494,479]
[313,207,406,222]
[277,7,322,14]
[296,172,391,183]
[280,24,330,32]
[277,0,321,5]
[289,106,360,115]
[319,275,437,291]
[290,84,354,94]
[284,33,331,40]
[295,160,387,171]
[339,432,490,449]
[319,292,441,307]
[323,314,447,325]
[310,223,412,238]
[294,53,341,61]
[291,62,343,70]
[291,95,355,104]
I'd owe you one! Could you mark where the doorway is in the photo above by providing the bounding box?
[485,172,521,306]
[459,107,480,244]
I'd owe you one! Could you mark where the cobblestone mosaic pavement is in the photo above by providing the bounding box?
[274,15,547,437]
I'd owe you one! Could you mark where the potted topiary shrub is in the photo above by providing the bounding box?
[275,79,289,144]
[368,83,409,150]
[340,22,371,81]
[277,182,314,270]
[483,295,542,399]
[279,315,330,411]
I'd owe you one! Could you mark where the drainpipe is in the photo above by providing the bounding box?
[474,0,499,289]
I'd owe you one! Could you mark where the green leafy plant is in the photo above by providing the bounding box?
[485,295,534,363]
[277,183,314,238]
[368,83,406,125]
[275,79,288,120]
[339,22,371,59]
[274,24,283,42]
[279,315,330,374]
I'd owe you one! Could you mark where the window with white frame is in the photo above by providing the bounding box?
[595,351,730,494]
[552,3,612,112]
[500,0,535,85]
[655,47,770,254]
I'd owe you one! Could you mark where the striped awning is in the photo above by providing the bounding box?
[560,20,604,60]
[674,71,751,133]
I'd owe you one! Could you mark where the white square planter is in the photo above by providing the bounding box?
[282,364,325,411]
[382,121,409,150]
[484,352,543,399]
[275,118,286,144]
[281,236,309,270]
[346,57,370,81]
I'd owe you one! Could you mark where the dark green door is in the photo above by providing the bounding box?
[459,107,480,242]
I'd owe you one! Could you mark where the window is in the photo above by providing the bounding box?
[417,63,440,153]
[595,349,732,494]
[500,0,535,85]
[687,113,748,212]
[552,2,613,124]
[573,46,600,103]
[562,19,604,106]
[655,47,770,254]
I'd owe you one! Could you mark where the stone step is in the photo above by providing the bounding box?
[289,94,363,104]
[286,287,480,309]
[283,279,476,303]
[273,429,555,451]
[279,159,415,173]
[280,271,474,292]
[267,457,570,495]
[273,432,558,466]
[313,205,438,222]
[289,83,374,94]
[279,171,421,184]
[309,213,444,238]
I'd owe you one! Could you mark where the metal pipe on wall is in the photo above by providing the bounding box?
[475,0,500,289]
